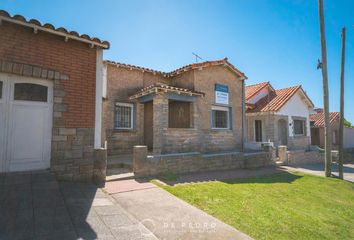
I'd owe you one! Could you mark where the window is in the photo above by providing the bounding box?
[115,102,134,129]
[14,83,48,102]
[212,106,230,129]
[255,120,263,142]
[169,100,191,128]
[0,81,2,99]
[293,119,305,135]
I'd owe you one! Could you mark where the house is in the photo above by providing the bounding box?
[0,10,109,181]
[310,109,354,149]
[102,58,247,156]
[245,82,314,150]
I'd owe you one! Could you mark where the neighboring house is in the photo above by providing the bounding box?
[0,10,109,180]
[245,82,314,150]
[310,109,354,149]
[102,58,247,155]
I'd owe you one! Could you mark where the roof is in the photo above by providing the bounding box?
[129,83,205,100]
[0,10,109,49]
[245,82,274,101]
[247,85,314,113]
[105,58,247,79]
[310,112,340,127]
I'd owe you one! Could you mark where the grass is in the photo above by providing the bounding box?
[159,172,354,240]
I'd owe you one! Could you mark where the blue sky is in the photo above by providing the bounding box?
[1,0,353,122]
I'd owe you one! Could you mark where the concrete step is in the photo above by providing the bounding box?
[106,168,135,182]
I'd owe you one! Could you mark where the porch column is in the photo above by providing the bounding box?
[153,93,168,154]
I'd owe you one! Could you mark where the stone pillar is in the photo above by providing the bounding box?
[278,145,287,163]
[93,148,107,187]
[133,145,148,175]
[153,93,168,154]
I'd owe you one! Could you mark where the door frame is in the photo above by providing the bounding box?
[254,120,263,142]
[1,73,53,172]
[277,119,288,145]
[0,74,10,172]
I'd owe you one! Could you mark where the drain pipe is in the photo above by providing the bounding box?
[241,78,246,152]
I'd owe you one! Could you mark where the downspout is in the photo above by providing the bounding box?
[94,49,104,149]
[241,78,246,152]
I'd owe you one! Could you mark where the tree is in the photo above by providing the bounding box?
[344,119,353,128]
[338,27,346,180]
[318,0,332,177]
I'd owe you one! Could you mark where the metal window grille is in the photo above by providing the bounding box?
[115,103,133,129]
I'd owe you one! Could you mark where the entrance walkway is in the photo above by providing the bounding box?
[109,180,252,240]
[0,171,156,240]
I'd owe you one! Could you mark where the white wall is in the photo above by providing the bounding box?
[248,87,270,104]
[278,92,312,137]
[344,127,354,149]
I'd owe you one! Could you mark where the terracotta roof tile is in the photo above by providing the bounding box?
[247,86,301,113]
[105,58,247,79]
[129,83,204,100]
[310,112,340,127]
[245,82,273,101]
[0,10,109,49]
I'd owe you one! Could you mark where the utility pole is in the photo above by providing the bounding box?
[318,0,332,177]
[338,27,346,179]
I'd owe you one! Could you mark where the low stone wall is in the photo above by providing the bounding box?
[344,148,354,163]
[286,150,323,166]
[133,146,273,177]
[287,136,311,150]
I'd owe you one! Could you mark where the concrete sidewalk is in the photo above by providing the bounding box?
[0,171,157,240]
[284,163,354,182]
[112,186,252,240]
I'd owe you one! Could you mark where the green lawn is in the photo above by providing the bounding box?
[159,172,354,240]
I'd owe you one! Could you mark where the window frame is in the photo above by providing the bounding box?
[211,105,230,130]
[114,102,134,130]
[293,119,306,136]
[13,83,48,102]
[255,120,263,142]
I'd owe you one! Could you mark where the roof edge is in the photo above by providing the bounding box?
[0,10,109,49]
[104,58,247,79]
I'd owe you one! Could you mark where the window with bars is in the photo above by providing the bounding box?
[211,106,230,129]
[115,103,134,129]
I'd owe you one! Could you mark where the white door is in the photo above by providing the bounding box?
[0,73,53,172]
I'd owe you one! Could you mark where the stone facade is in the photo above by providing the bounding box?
[103,62,245,155]
[247,113,311,150]
[0,20,103,181]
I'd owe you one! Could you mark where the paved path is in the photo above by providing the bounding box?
[0,171,157,240]
[112,186,252,240]
[284,163,354,182]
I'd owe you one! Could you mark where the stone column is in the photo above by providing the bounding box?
[153,93,168,154]
[93,148,107,187]
[278,145,287,164]
[133,145,148,176]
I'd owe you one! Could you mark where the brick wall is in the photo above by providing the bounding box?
[0,22,98,180]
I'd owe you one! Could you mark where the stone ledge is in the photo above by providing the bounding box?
[0,59,69,81]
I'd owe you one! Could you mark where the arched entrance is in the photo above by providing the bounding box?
[278,119,288,145]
